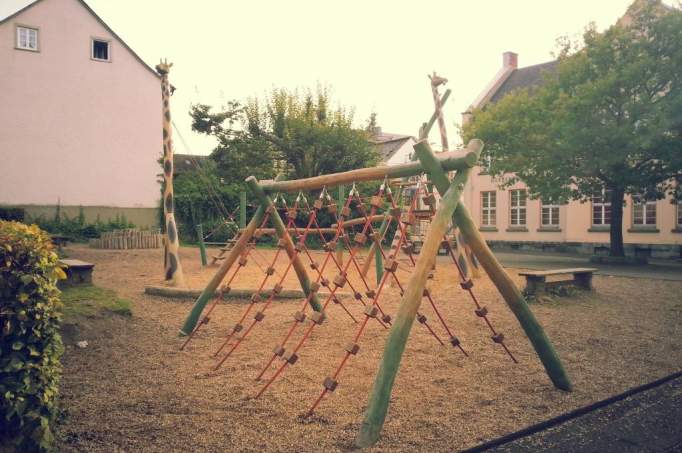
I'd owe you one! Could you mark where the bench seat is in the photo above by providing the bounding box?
[58,259,95,286]
[519,267,598,295]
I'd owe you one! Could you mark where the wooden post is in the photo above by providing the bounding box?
[246,176,323,312]
[356,140,477,448]
[336,184,345,267]
[240,191,247,229]
[417,139,572,392]
[360,215,390,279]
[156,59,186,287]
[179,205,265,335]
[196,223,208,266]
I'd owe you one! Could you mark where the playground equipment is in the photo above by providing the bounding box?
[176,75,572,448]
[177,141,571,447]
[156,60,185,287]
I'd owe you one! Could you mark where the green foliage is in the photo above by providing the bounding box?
[463,3,682,255]
[181,86,379,244]
[0,221,64,451]
[0,208,25,223]
[60,285,132,320]
[32,211,135,242]
[190,86,379,182]
[172,160,242,243]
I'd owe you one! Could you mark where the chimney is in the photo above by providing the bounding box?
[503,51,518,69]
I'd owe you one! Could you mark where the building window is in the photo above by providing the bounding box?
[16,26,38,51]
[509,189,527,226]
[541,202,560,227]
[481,191,496,226]
[91,39,110,61]
[632,196,656,226]
[591,190,611,226]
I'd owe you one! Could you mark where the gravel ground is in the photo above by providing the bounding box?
[55,244,682,452]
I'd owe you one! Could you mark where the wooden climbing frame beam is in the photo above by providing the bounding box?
[246,176,323,312]
[356,139,478,448]
[258,146,477,194]
[179,205,266,336]
[417,141,572,393]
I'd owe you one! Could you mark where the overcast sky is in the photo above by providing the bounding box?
[4,0,671,155]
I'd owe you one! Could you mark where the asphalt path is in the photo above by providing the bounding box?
[436,251,682,282]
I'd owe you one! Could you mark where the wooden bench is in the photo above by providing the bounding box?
[50,234,72,251]
[518,268,598,296]
[58,259,95,286]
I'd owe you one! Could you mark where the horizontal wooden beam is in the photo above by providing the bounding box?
[332,215,387,228]
[147,285,350,300]
[240,227,338,235]
[257,144,478,193]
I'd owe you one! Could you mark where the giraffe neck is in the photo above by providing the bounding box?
[160,72,185,286]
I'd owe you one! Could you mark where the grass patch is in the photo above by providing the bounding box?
[60,285,132,320]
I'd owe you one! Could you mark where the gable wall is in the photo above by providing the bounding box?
[0,0,162,208]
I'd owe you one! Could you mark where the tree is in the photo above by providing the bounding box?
[190,86,378,183]
[463,1,682,256]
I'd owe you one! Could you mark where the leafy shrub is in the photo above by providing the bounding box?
[0,208,25,223]
[31,211,135,242]
[0,221,65,451]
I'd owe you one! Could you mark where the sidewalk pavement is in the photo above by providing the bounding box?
[436,251,682,281]
[477,373,682,453]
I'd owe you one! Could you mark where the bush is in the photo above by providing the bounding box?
[0,208,25,223]
[31,211,135,242]
[0,221,65,451]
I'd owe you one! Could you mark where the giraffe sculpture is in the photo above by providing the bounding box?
[156,59,186,287]
[427,72,481,279]
[428,72,449,152]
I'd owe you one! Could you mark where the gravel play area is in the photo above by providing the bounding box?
[55,244,682,452]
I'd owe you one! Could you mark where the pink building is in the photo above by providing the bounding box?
[461,51,681,259]
[0,0,162,227]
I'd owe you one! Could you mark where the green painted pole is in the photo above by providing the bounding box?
[240,191,247,229]
[415,139,572,393]
[180,205,265,335]
[373,217,387,284]
[356,140,477,448]
[196,223,208,266]
[246,176,323,312]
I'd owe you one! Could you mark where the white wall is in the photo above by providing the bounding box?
[0,0,162,208]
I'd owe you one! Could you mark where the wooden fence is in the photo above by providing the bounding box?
[89,228,162,249]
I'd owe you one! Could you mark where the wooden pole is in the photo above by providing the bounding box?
[240,191,247,229]
[416,140,572,393]
[246,176,323,312]
[336,185,345,267]
[331,214,387,228]
[179,205,265,335]
[197,223,208,266]
[360,215,390,279]
[356,140,477,448]
[258,147,476,193]
[241,227,338,235]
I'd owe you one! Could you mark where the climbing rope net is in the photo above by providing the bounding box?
[180,175,517,417]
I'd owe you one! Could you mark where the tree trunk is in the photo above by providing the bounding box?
[609,187,625,257]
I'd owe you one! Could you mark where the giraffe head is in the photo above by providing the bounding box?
[155,58,173,76]
[429,72,448,87]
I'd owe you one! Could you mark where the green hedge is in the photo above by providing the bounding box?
[0,221,64,451]
[0,207,25,223]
